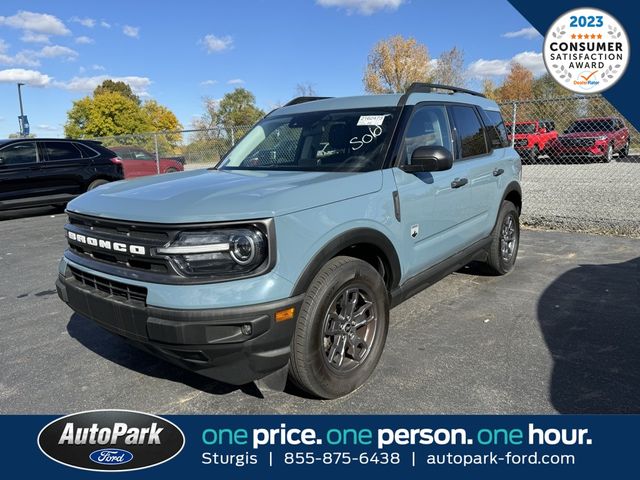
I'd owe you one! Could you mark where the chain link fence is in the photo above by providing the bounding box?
[498,95,639,237]
[90,94,639,237]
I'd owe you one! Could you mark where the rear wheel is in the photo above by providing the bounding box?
[165,167,178,173]
[485,201,520,275]
[289,256,389,399]
[87,179,108,191]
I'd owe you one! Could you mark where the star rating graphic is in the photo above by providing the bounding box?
[571,33,603,40]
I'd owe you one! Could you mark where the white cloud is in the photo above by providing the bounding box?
[122,25,139,38]
[316,0,404,15]
[54,75,152,96]
[38,45,78,60]
[201,34,233,53]
[0,68,51,86]
[502,27,541,39]
[511,51,545,74]
[0,11,70,35]
[227,78,244,85]
[21,31,50,43]
[200,79,217,86]
[37,124,59,131]
[100,20,111,28]
[468,51,545,77]
[75,36,94,44]
[0,42,40,67]
[91,64,105,71]
[70,16,95,28]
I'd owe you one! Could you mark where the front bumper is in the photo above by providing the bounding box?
[56,265,304,385]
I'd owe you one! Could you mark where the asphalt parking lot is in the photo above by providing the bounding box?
[0,208,638,414]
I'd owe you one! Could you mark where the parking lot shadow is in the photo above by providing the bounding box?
[537,257,640,413]
[66,313,262,398]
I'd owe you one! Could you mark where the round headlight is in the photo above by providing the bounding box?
[230,234,256,265]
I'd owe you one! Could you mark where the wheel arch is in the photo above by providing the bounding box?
[291,228,401,296]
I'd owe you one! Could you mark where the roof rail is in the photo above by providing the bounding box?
[397,83,486,106]
[284,96,332,107]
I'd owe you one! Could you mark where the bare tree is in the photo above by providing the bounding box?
[431,47,466,87]
[364,35,431,93]
[295,82,317,97]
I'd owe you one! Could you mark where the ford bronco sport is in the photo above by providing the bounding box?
[56,83,522,399]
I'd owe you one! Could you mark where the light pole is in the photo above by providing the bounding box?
[17,82,28,137]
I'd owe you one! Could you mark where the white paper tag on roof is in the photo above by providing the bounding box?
[357,115,386,126]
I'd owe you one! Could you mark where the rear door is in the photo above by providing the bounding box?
[392,103,474,278]
[0,141,39,205]
[451,105,511,240]
[35,140,90,195]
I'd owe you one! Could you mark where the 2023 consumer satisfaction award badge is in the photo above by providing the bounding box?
[543,7,629,93]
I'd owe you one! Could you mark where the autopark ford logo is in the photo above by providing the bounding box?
[37,410,184,472]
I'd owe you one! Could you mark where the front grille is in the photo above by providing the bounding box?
[66,212,174,275]
[70,266,147,304]
[560,137,594,147]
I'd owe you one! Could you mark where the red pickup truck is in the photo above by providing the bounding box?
[110,146,184,178]
[506,120,558,162]
[545,117,630,163]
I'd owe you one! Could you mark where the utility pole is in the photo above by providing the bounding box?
[17,82,29,137]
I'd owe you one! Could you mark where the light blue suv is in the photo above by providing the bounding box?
[56,83,522,399]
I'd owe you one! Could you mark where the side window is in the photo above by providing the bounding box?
[481,109,509,149]
[132,149,154,160]
[74,143,98,158]
[451,106,488,158]
[43,141,82,161]
[0,142,38,165]
[401,105,452,164]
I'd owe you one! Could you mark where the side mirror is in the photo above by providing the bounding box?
[401,146,453,173]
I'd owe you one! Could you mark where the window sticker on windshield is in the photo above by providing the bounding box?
[357,115,387,126]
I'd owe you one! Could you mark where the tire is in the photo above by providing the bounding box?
[485,201,520,275]
[87,179,109,191]
[289,256,389,399]
[165,168,178,173]
[619,140,630,159]
[603,144,613,163]
[529,145,539,163]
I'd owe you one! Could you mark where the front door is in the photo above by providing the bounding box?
[392,104,474,279]
[0,141,40,206]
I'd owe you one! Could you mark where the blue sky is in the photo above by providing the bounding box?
[0,0,543,137]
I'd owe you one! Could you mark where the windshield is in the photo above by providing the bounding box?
[219,108,396,172]
[566,119,615,133]
[507,123,536,134]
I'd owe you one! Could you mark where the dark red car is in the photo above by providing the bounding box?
[546,117,630,163]
[506,120,558,162]
[110,146,184,178]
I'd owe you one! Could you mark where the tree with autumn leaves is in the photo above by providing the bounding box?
[64,80,182,148]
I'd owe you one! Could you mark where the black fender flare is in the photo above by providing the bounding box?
[291,228,402,296]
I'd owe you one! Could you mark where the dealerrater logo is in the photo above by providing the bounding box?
[543,7,629,93]
[37,410,185,472]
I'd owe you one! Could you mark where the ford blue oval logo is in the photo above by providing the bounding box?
[90,448,133,465]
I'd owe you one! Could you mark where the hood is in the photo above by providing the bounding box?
[560,131,609,139]
[67,168,383,223]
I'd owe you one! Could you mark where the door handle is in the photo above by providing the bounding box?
[451,177,468,189]
[493,168,504,177]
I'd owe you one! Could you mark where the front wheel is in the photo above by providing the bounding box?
[485,201,520,275]
[619,140,630,159]
[529,145,539,163]
[603,144,613,163]
[289,256,389,399]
